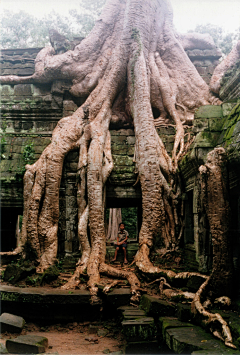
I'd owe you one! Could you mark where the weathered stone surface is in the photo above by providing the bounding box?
[193,118,208,133]
[193,131,220,148]
[123,309,146,320]
[140,295,175,317]
[122,317,156,342]
[3,264,36,284]
[14,84,33,96]
[195,105,223,119]
[177,304,192,322]
[97,329,109,337]
[165,326,238,354]
[105,288,131,307]
[40,265,60,284]
[0,344,8,354]
[6,335,48,354]
[0,313,25,333]
[158,317,193,339]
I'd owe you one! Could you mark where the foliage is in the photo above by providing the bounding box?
[121,207,138,239]
[69,0,107,37]
[16,142,35,181]
[0,119,7,159]
[22,142,35,163]
[0,0,107,49]
[191,24,240,56]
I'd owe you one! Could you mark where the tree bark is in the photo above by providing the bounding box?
[0,0,236,347]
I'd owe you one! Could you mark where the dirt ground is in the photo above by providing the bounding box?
[0,320,125,355]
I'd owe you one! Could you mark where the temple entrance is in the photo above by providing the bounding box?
[105,198,142,262]
[1,208,22,252]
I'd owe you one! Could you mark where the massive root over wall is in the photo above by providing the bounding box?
[0,0,236,347]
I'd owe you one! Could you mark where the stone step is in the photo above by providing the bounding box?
[122,309,146,320]
[158,317,239,354]
[0,312,25,333]
[122,317,156,342]
[6,335,48,354]
[140,294,176,317]
[158,316,193,339]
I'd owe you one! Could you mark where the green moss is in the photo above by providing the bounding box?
[40,265,60,285]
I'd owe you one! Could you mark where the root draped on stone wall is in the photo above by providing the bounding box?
[0,0,238,348]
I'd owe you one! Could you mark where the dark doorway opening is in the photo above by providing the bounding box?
[106,198,142,243]
[1,207,23,252]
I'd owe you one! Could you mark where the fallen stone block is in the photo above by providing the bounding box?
[3,264,36,284]
[158,316,193,340]
[165,325,238,354]
[140,295,176,317]
[122,317,156,342]
[6,335,48,354]
[0,313,25,333]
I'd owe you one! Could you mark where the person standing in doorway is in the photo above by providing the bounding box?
[111,222,128,264]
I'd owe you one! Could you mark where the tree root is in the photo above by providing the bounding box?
[191,279,236,349]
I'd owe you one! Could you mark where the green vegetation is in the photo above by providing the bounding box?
[1,0,107,49]
[16,141,35,181]
[122,207,138,239]
[191,24,240,56]
[0,119,7,159]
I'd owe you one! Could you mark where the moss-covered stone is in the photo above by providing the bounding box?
[122,317,156,342]
[158,316,193,340]
[195,105,223,119]
[40,265,60,285]
[193,131,220,148]
[140,295,175,317]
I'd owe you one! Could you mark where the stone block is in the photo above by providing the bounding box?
[165,326,237,354]
[140,295,175,317]
[14,84,33,96]
[106,288,131,307]
[3,264,36,284]
[177,304,192,322]
[123,309,146,320]
[126,136,135,145]
[158,316,193,339]
[208,117,224,132]
[6,335,48,354]
[193,131,219,148]
[122,317,156,341]
[0,313,25,333]
[222,103,237,117]
[195,105,223,119]
[193,118,208,133]
[0,344,8,354]
[63,100,78,111]
[1,85,14,97]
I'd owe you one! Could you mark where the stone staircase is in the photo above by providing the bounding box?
[119,295,240,354]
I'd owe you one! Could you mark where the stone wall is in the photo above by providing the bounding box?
[1,47,239,270]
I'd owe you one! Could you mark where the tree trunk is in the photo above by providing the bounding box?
[0,0,236,347]
[107,208,122,242]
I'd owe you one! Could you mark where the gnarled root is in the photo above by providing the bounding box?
[191,279,236,349]
[100,263,141,304]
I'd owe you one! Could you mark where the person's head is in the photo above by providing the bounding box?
[119,222,125,231]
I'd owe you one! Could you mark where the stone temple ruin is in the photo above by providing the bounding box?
[1,45,240,272]
[1,12,240,355]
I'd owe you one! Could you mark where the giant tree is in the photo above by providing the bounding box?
[1,0,238,348]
